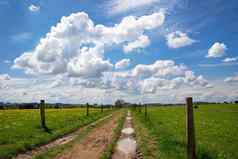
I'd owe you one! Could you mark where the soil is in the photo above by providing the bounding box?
[14,115,112,159]
[55,113,121,159]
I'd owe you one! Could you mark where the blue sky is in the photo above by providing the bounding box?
[0,0,238,103]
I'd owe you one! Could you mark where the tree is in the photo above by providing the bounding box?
[115,99,125,108]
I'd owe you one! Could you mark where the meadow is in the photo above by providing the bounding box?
[0,107,111,159]
[133,104,238,159]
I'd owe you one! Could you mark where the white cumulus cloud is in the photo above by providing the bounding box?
[224,75,238,83]
[141,77,183,93]
[13,11,165,79]
[123,35,150,53]
[206,42,227,58]
[106,0,158,14]
[223,57,238,63]
[166,31,196,49]
[131,60,187,78]
[28,4,40,12]
[115,59,130,69]
[110,60,211,94]
[0,74,11,80]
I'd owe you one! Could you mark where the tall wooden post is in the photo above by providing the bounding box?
[40,100,46,128]
[86,103,89,116]
[186,97,196,159]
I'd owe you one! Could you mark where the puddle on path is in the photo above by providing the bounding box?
[121,127,134,135]
[116,138,137,158]
[112,110,141,159]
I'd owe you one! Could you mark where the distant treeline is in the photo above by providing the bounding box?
[0,100,237,110]
[0,102,113,110]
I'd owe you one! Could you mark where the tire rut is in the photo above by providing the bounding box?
[15,114,112,159]
[55,112,122,159]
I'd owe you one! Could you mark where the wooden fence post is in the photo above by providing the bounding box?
[86,103,89,116]
[40,100,46,128]
[186,97,196,159]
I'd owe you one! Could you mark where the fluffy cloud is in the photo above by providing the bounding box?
[28,4,40,12]
[13,11,165,79]
[123,35,150,53]
[206,42,227,58]
[115,59,130,69]
[141,77,184,93]
[224,75,238,83]
[166,31,196,48]
[131,60,187,78]
[66,45,113,78]
[9,11,228,103]
[139,70,210,94]
[223,57,238,63]
[0,73,235,104]
[0,74,10,90]
[49,75,65,88]
[0,74,11,80]
[110,60,211,94]
[106,0,158,14]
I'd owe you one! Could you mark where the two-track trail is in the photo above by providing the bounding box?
[54,111,122,159]
[15,112,117,159]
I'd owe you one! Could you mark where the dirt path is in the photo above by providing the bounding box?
[55,112,122,159]
[112,111,142,159]
[15,114,112,159]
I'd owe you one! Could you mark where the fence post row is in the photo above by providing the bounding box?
[186,97,196,159]
[40,100,46,128]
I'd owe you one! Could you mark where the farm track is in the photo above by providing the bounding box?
[112,111,143,159]
[14,114,113,159]
[54,111,122,159]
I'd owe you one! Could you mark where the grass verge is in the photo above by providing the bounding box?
[133,111,159,159]
[132,104,238,159]
[0,108,112,159]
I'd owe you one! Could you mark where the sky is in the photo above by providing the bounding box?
[0,0,238,104]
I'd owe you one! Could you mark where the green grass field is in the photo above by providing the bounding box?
[133,104,238,159]
[0,107,111,159]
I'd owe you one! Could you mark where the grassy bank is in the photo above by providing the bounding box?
[0,108,111,159]
[133,104,238,159]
